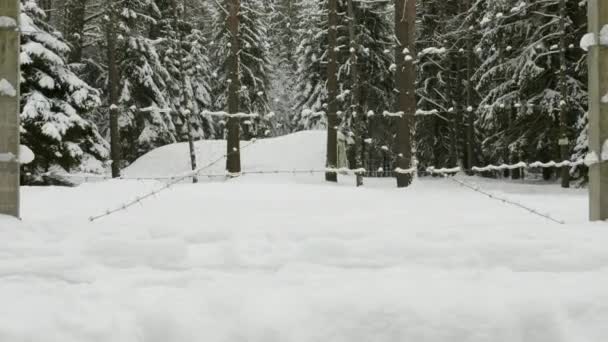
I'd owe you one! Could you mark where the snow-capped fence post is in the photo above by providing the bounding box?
[0,0,20,218]
[588,0,608,221]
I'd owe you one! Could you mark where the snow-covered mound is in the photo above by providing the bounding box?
[124,130,326,178]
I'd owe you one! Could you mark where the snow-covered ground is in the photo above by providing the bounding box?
[123,130,327,178]
[1,132,608,342]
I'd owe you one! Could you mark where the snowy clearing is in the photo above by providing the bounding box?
[123,130,327,178]
[1,132,608,342]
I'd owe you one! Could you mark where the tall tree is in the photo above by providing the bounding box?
[105,0,121,177]
[19,0,109,181]
[325,0,338,182]
[63,0,86,63]
[395,0,416,187]
[226,0,241,174]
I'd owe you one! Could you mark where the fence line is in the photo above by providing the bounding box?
[53,157,596,184]
[85,158,586,223]
[88,140,258,222]
[434,172,567,225]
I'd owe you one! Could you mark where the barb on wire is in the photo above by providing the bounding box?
[88,140,258,222]
[430,171,566,225]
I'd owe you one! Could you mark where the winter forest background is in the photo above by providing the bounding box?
[19,0,589,184]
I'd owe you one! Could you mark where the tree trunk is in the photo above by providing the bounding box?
[464,0,475,174]
[226,0,241,174]
[39,0,52,22]
[173,0,198,183]
[346,0,363,186]
[106,2,121,178]
[559,0,571,188]
[395,0,416,187]
[64,0,86,63]
[325,0,339,182]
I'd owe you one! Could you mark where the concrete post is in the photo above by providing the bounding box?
[588,0,608,221]
[0,0,20,218]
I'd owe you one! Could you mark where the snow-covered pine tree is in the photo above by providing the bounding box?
[347,0,394,172]
[268,0,303,135]
[415,0,476,169]
[294,0,394,171]
[103,0,177,163]
[473,0,587,178]
[209,0,274,140]
[62,0,87,63]
[154,0,214,141]
[19,0,109,181]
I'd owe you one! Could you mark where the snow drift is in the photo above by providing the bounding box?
[124,130,327,178]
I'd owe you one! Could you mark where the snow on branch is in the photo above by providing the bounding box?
[202,110,260,118]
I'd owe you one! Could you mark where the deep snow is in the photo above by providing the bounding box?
[1,131,607,342]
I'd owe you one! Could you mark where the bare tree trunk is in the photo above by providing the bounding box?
[325,0,338,182]
[226,0,241,174]
[465,0,475,174]
[395,0,416,188]
[346,0,363,186]
[173,0,198,183]
[64,0,86,63]
[39,0,53,22]
[449,55,460,167]
[559,0,571,188]
[106,2,121,178]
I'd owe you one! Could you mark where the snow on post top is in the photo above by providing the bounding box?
[0,16,17,29]
[0,79,16,97]
[581,25,608,51]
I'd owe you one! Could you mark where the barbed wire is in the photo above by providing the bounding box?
[432,171,567,225]
[85,164,571,224]
[88,140,258,222]
[54,157,595,184]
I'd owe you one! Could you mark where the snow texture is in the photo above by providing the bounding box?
[0,153,16,162]
[580,25,608,51]
[0,132,607,342]
[0,79,17,97]
[0,16,17,28]
[19,145,35,164]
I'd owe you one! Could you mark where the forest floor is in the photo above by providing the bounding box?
[1,131,608,341]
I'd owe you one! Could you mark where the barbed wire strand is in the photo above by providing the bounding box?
[61,158,592,183]
[88,140,257,222]
[432,172,567,225]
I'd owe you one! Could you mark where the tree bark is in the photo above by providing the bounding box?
[325,0,339,182]
[106,2,121,178]
[173,0,198,183]
[39,0,52,22]
[395,0,416,187]
[559,0,571,188]
[226,0,241,174]
[64,0,86,63]
[464,0,475,174]
[346,0,363,186]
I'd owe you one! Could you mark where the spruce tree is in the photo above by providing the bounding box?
[210,0,273,140]
[19,0,109,180]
